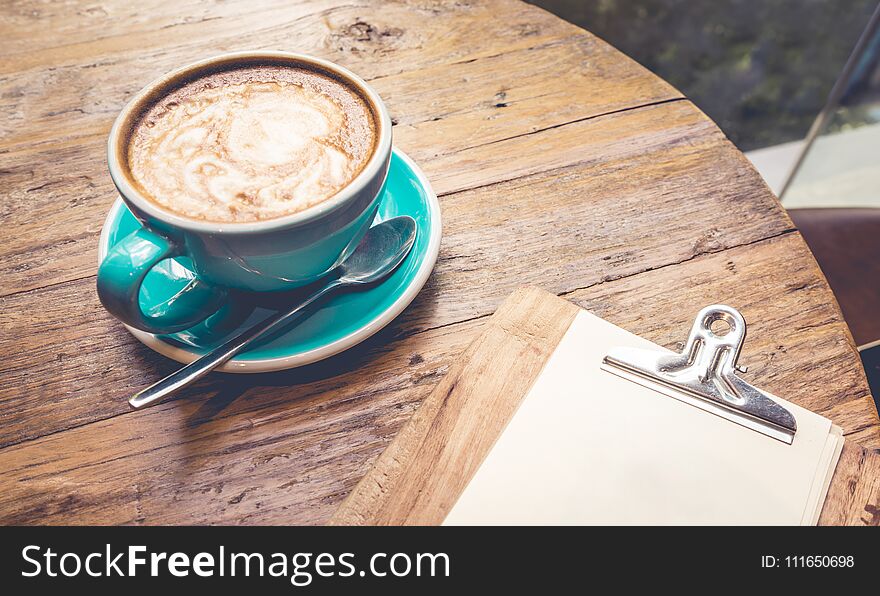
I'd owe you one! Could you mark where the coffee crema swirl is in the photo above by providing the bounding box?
[127,65,376,223]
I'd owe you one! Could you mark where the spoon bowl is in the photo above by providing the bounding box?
[338,215,417,285]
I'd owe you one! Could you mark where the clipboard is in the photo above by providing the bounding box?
[331,287,880,525]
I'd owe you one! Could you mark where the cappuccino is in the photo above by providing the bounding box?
[127,65,377,223]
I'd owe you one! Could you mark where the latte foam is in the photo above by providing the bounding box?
[127,65,376,223]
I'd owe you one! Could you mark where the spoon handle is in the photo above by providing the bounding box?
[129,280,342,410]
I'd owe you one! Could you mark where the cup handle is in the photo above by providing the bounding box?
[97,228,229,334]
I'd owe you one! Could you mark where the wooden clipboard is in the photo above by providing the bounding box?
[331,287,880,525]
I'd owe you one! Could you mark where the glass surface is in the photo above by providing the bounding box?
[781,6,880,208]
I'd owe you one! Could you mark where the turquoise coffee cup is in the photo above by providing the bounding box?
[97,52,392,334]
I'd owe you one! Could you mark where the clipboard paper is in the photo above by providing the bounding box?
[331,287,878,526]
[444,310,843,525]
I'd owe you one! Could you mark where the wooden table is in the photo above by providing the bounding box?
[1,0,877,525]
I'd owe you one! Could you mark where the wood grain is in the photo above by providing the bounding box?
[0,1,581,76]
[331,287,880,525]
[820,442,880,526]
[0,0,876,525]
[332,287,579,525]
[1,235,877,525]
[0,0,587,148]
[0,33,677,297]
[1,102,795,449]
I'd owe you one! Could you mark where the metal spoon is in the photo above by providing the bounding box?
[129,216,417,410]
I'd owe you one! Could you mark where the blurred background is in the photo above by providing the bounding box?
[531,0,876,150]
[532,0,880,393]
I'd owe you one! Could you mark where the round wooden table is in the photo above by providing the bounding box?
[1,0,877,524]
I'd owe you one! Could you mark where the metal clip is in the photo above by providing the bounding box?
[602,305,797,444]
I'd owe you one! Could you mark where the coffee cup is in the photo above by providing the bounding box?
[97,51,392,334]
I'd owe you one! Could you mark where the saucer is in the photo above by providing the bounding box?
[97,148,441,373]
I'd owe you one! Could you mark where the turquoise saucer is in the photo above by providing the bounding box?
[97,149,441,373]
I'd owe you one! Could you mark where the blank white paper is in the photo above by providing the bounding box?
[444,310,843,525]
